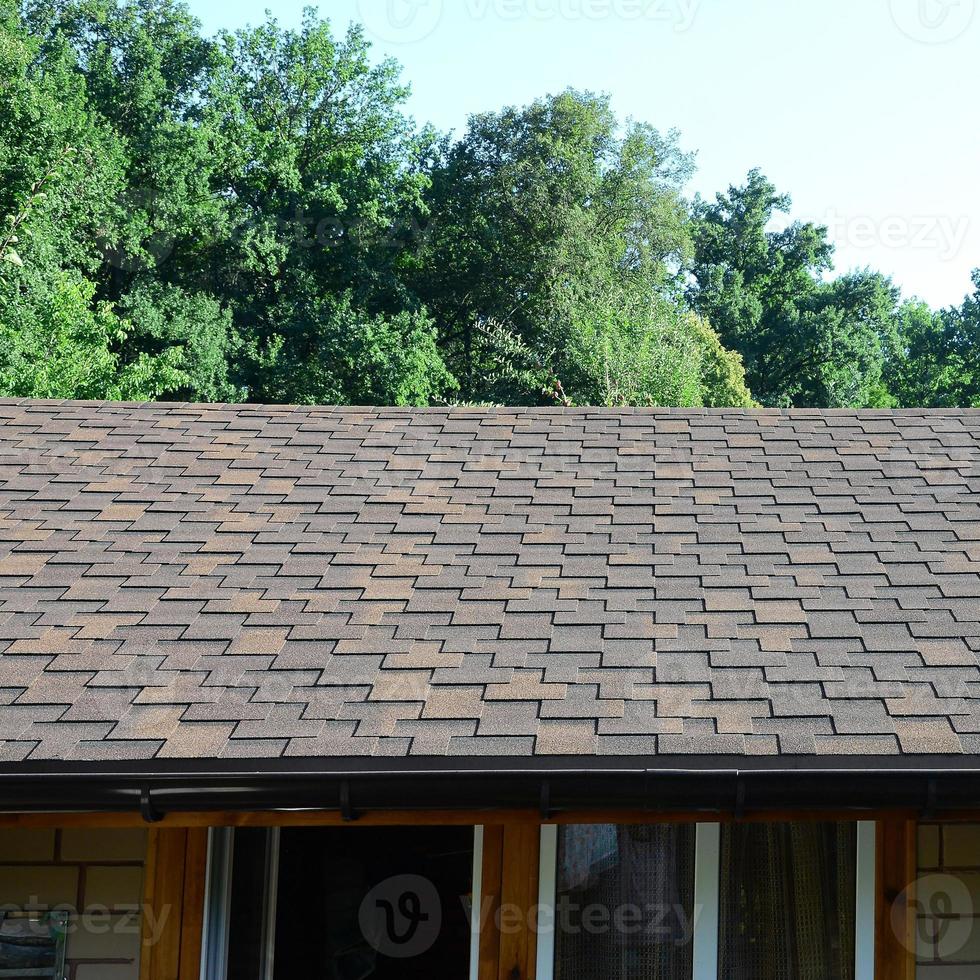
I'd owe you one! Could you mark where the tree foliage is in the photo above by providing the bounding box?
[884,272,980,408]
[414,91,696,401]
[688,171,906,409]
[0,1,975,411]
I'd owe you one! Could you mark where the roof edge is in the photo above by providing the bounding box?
[3,756,980,820]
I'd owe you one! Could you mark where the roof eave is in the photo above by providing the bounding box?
[3,756,980,820]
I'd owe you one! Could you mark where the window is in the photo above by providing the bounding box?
[202,826,479,980]
[537,822,876,980]
[226,828,278,980]
[550,824,697,980]
[718,823,856,980]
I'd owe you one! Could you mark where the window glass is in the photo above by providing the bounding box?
[554,824,696,979]
[226,828,273,980]
[718,822,856,980]
[222,826,474,979]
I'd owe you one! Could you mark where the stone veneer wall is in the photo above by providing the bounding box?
[0,828,147,980]
[918,823,980,979]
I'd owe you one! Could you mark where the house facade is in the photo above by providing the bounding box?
[1,401,980,979]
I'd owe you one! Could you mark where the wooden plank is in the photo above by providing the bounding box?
[875,817,917,980]
[178,829,209,980]
[479,825,504,980]
[497,824,541,980]
[139,829,160,980]
[139,827,208,980]
[142,828,188,980]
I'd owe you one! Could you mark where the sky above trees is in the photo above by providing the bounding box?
[188,0,980,311]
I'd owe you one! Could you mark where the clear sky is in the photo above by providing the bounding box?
[188,0,979,309]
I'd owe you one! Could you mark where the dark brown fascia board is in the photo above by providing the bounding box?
[1,755,980,819]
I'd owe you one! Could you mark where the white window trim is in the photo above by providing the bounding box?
[200,827,234,980]
[855,821,877,980]
[470,826,485,980]
[199,828,280,980]
[692,823,721,980]
[535,820,878,980]
[203,825,486,980]
[535,825,559,979]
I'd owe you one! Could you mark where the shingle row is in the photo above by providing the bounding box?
[0,402,979,761]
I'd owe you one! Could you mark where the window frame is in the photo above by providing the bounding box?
[199,824,484,980]
[534,820,877,980]
[200,827,234,980]
[470,825,486,980]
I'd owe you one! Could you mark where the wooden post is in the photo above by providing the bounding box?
[497,823,541,980]
[479,825,504,980]
[875,817,917,980]
[178,828,209,980]
[141,828,209,980]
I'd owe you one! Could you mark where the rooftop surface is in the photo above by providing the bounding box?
[1,402,979,764]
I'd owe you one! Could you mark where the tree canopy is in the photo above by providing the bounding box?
[1,0,975,410]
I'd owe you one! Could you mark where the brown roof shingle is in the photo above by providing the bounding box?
[1,400,979,761]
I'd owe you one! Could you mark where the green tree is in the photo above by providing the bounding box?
[949,271,980,406]
[0,269,186,399]
[6,1,452,405]
[23,0,222,294]
[252,291,455,406]
[1,1,182,399]
[415,90,700,401]
[4,0,972,412]
[118,282,242,402]
[2,0,222,400]
[801,271,902,409]
[478,295,755,409]
[206,12,437,390]
[885,272,980,408]
[1,1,126,274]
[689,170,900,408]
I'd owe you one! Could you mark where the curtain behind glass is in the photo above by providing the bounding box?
[718,822,856,980]
[554,824,696,980]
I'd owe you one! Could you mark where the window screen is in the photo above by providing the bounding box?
[554,824,696,980]
[718,822,857,980]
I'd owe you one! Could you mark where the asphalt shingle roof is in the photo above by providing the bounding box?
[1,401,979,762]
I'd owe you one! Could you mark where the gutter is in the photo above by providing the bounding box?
[2,759,980,821]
